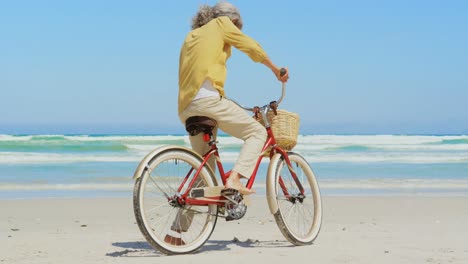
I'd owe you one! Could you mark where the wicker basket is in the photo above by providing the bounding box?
[256,109,300,153]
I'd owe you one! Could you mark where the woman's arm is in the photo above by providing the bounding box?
[219,17,267,62]
[219,17,289,83]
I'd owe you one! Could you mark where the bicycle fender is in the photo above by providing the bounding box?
[132,145,206,180]
[266,153,282,215]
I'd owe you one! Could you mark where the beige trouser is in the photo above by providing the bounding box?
[179,96,267,178]
[171,96,266,233]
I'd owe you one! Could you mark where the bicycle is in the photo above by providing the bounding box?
[132,70,322,254]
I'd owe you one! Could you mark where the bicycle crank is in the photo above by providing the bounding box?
[222,188,247,221]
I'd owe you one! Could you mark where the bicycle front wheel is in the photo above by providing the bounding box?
[133,147,218,254]
[267,152,322,245]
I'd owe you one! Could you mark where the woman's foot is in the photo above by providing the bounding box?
[225,172,255,195]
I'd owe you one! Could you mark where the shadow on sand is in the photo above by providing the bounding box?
[106,239,292,257]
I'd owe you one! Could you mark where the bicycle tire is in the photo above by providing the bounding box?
[266,152,322,245]
[133,146,218,254]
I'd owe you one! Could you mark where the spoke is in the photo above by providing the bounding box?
[304,202,315,215]
[148,173,170,199]
[145,203,167,213]
[301,205,313,231]
[284,203,296,222]
[147,207,174,225]
[158,170,178,195]
[145,186,165,196]
[159,162,180,193]
[162,208,177,238]
[149,209,175,237]
[295,204,301,232]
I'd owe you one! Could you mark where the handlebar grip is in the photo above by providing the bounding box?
[279,68,287,77]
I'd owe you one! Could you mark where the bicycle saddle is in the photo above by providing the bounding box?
[185,116,217,136]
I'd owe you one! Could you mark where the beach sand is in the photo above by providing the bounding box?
[1,196,467,264]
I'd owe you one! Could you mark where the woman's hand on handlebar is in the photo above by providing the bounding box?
[276,67,289,83]
[262,57,289,83]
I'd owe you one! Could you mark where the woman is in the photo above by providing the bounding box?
[166,1,290,246]
[178,2,289,195]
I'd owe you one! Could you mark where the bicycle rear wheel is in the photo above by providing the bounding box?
[133,147,218,254]
[267,152,322,245]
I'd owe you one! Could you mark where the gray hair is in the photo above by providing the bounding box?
[191,2,243,30]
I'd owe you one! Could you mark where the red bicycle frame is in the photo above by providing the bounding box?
[178,125,305,207]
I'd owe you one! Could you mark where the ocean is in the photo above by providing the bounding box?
[1,134,468,199]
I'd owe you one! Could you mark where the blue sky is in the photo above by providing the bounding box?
[1,0,467,135]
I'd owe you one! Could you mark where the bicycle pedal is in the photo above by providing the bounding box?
[225,215,236,221]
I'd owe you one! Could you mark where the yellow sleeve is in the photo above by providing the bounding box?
[216,16,268,63]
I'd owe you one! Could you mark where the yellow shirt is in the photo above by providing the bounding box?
[178,16,268,114]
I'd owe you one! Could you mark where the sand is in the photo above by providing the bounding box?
[1,196,468,264]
